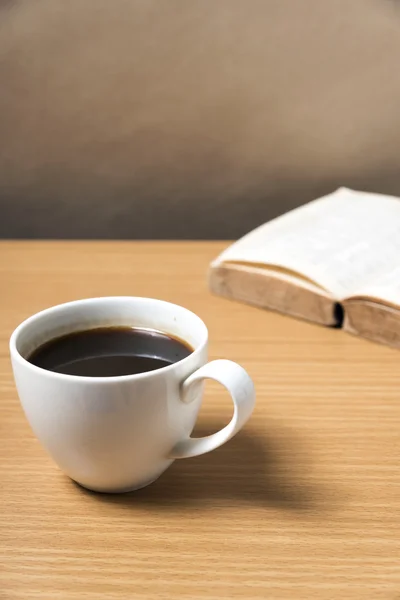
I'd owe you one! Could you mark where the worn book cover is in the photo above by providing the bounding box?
[209,187,400,349]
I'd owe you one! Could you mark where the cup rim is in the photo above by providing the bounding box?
[9,296,208,383]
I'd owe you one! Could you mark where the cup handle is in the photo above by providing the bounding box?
[169,359,255,459]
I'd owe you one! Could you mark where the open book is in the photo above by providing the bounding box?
[209,187,400,349]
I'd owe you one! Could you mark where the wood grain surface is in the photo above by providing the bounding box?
[1,241,399,600]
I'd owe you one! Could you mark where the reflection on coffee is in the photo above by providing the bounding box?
[27,327,193,377]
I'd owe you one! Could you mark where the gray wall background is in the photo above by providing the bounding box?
[1,0,400,239]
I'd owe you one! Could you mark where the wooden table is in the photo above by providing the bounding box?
[1,241,399,600]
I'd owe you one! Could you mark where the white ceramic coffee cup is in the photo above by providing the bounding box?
[10,297,255,493]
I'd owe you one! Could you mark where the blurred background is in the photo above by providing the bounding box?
[1,0,400,239]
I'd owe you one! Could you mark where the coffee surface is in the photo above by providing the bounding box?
[27,327,193,377]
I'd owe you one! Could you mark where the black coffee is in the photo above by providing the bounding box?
[27,327,193,377]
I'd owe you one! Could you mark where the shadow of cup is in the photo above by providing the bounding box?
[74,419,328,513]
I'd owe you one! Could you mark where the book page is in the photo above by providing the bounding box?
[347,264,400,309]
[213,187,400,299]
